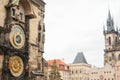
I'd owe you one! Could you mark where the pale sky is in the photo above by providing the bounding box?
[43,0,120,67]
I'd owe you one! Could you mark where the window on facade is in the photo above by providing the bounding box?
[76,70,78,74]
[109,57,112,61]
[12,8,15,16]
[38,32,41,42]
[109,71,111,73]
[80,70,81,73]
[38,22,41,42]
[72,71,74,74]
[118,54,120,60]
[108,37,111,45]
[112,53,114,59]
[20,13,23,20]
[116,37,118,42]
[43,23,45,32]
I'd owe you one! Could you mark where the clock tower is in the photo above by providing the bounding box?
[0,0,46,80]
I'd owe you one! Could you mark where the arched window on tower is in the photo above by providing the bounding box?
[38,21,41,42]
[116,37,118,42]
[118,54,120,60]
[108,37,111,45]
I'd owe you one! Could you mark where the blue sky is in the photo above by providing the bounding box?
[43,0,120,67]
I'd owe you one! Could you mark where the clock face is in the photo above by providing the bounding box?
[9,56,24,77]
[9,25,25,49]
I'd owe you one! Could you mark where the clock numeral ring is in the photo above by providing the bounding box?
[9,25,25,49]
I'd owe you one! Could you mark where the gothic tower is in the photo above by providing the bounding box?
[103,10,120,67]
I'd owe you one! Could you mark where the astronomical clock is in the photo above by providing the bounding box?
[0,0,34,80]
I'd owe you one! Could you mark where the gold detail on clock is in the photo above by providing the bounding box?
[9,25,25,49]
[9,56,24,77]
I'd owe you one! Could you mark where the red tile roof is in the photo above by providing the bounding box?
[47,59,67,66]
[47,59,70,71]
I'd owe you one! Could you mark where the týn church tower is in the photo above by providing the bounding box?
[103,10,120,79]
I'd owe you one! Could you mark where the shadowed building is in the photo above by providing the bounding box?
[0,0,46,80]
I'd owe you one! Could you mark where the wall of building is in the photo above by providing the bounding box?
[0,0,9,27]
[89,64,115,80]
[69,63,91,80]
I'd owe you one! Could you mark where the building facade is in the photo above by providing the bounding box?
[0,0,46,80]
[47,59,70,80]
[89,64,115,80]
[69,52,91,80]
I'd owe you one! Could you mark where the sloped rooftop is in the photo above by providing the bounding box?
[73,52,87,64]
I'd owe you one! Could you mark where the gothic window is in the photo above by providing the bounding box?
[108,37,111,45]
[38,32,41,42]
[38,21,41,42]
[118,54,120,60]
[112,53,114,59]
[43,23,45,32]
[20,12,23,20]
[12,8,15,16]
[116,37,118,42]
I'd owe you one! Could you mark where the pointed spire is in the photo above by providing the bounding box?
[108,9,111,20]
[73,52,87,64]
[103,25,105,34]
[106,10,114,32]
[116,26,118,32]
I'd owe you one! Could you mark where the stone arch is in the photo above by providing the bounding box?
[19,0,35,18]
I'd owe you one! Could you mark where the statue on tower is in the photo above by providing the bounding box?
[7,0,19,7]
[11,0,19,6]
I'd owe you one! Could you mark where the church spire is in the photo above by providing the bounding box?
[106,10,114,32]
